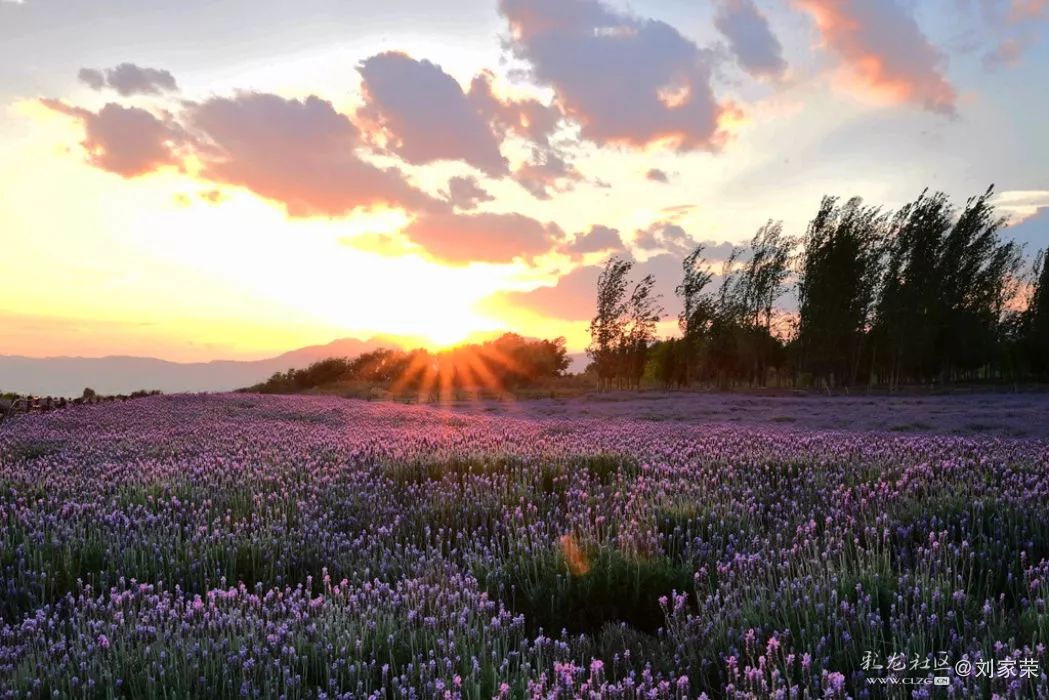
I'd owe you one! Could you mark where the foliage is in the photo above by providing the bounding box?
[603,185,1044,391]
[3,393,1049,697]
[587,258,663,389]
[1023,249,1049,376]
[249,333,569,396]
[796,197,886,386]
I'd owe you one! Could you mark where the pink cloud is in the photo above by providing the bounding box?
[561,225,625,258]
[186,92,437,217]
[513,148,582,200]
[357,53,509,176]
[467,71,562,148]
[40,99,184,177]
[496,252,701,321]
[403,211,563,265]
[1008,0,1049,21]
[796,0,957,114]
[980,0,1049,67]
[443,176,495,211]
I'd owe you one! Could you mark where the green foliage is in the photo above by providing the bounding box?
[493,545,692,635]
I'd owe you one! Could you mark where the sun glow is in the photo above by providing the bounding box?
[129,188,517,349]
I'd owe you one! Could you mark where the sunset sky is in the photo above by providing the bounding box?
[2,0,1047,361]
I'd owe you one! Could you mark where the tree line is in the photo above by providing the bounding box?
[250,333,570,395]
[588,186,1049,389]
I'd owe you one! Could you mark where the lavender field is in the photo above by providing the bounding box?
[1,394,1048,698]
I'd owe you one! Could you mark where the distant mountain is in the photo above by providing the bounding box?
[0,336,397,397]
[0,335,592,397]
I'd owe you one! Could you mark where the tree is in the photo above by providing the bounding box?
[588,257,633,389]
[676,245,715,384]
[646,338,687,389]
[736,222,795,385]
[1027,249,1049,377]
[739,221,794,332]
[874,190,954,385]
[622,273,663,389]
[873,187,1021,385]
[797,197,886,387]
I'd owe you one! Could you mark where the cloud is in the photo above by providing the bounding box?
[996,190,1049,224]
[714,0,788,79]
[977,0,1049,67]
[499,264,602,320]
[983,37,1029,67]
[40,99,184,177]
[499,0,732,151]
[468,71,562,148]
[634,222,699,255]
[513,148,581,199]
[339,231,414,257]
[77,68,106,90]
[186,92,436,217]
[646,168,670,183]
[1003,205,1049,255]
[78,63,179,96]
[634,222,738,262]
[402,211,563,265]
[562,225,625,256]
[357,52,508,176]
[1008,0,1049,21]
[795,0,957,114]
[444,176,495,210]
[498,252,692,321]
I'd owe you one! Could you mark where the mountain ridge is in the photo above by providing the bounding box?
[1,334,589,397]
[0,336,394,397]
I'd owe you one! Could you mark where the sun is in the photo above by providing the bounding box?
[417,320,476,349]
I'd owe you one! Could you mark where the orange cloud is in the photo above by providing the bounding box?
[796,0,957,114]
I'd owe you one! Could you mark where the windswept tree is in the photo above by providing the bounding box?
[739,221,794,332]
[797,197,886,387]
[587,257,633,389]
[622,273,663,389]
[873,190,953,386]
[1027,249,1049,377]
[735,222,795,384]
[934,187,1021,380]
[704,248,746,386]
[675,245,715,383]
[873,187,1021,385]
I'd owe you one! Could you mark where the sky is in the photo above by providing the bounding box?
[1,0,1047,361]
